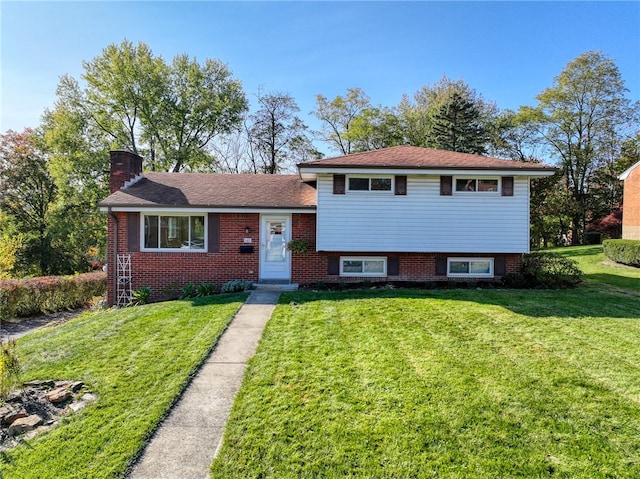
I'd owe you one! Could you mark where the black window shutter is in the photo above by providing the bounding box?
[327,256,340,275]
[440,176,452,196]
[387,257,400,276]
[502,176,514,197]
[394,176,407,196]
[494,257,506,276]
[127,213,140,252]
[333,174,346,194]
[435,257,447,276]
[208,213,220,253]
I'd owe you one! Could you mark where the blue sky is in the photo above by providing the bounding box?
[2,1,639,144]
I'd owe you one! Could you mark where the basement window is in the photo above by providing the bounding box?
[447,258,494,277]
[340,257,387,277]
[143,214,206,251]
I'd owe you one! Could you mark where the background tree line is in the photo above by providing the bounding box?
[1,41,638,278]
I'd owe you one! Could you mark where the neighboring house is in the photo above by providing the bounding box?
[99,146,555,305]
[619,161,640,240]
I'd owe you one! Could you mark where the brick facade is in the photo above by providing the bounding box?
[622,164,640,240]
[106,212,262,304]
[106,210,523,304]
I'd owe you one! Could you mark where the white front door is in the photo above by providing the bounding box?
[260,215,291,281]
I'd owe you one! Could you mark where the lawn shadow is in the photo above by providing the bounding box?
[281,284,640,320]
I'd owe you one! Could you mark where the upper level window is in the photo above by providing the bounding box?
[455,177,499,193]
[348,176,392,192]
[143,214,205,251]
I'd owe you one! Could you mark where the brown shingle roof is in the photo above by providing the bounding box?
[299,145,555,171]
[99,172,316,209]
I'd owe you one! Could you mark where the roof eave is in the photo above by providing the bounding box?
[298,165,558,181]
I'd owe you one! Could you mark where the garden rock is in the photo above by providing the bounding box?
[8,415,43,436]
[45,387,72,403]
[0,403,28,426]
[0,379,97,451]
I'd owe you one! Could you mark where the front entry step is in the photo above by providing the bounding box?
[255,282,299,291]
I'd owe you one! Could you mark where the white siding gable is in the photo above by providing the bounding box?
[316,174,530,253]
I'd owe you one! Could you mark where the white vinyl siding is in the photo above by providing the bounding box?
[317,174,530,253]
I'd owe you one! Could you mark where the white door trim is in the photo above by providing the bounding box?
[260,214,291,281]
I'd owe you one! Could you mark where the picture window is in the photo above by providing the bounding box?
[143,214,205,251]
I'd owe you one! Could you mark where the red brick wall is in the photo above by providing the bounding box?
[107,212,260,304]
[106,211,523,304]
[622,165,640,240]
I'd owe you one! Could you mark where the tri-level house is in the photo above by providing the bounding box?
[99,145,556,305]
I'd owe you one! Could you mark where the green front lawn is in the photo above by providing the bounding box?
[0,293,246,479]
[550,244,640,291]
[211,248,640,478]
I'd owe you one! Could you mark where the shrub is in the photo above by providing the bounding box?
[503,252,582,289]
[131,286,151,305]
[0,340,21,399]
[287,239,310,253]
[197,282,218,297]
[180,282,197,299]
[220,280,253,293]
[0,272,107,319]
[603,239,640,267]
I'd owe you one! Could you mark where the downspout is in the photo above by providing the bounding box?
[108,207,118,306]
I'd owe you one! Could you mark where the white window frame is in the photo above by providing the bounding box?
[454,176,500,194]
[447,257,494,278]
[346,175,394,193]
[141,213,207,252]
[340,256,387,277]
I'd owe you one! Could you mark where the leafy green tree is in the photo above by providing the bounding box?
[57,40,248,172]
[0,129,60,275]
[246,90,319,173]
[525,51,638,244]
[587,133,639,229]
[313,87,371,155]
[0,214,23,279]
[397,76,497,151]
[346,106,404,152]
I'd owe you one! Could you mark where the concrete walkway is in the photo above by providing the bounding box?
[127,290,280,479]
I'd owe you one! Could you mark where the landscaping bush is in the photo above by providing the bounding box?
[503,252,582,289]
[220,280,253,293]
[603,239,640,267]
[0,272,106,319]
[197,282,218,297]
[180,282,197,299]
[131,286,152,305]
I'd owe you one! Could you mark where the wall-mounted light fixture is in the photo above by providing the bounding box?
[245,226,251,234]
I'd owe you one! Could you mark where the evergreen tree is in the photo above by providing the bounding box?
[431,92,487,154]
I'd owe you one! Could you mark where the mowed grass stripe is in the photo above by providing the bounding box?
[212,288,640,478]
[0,294,246,479]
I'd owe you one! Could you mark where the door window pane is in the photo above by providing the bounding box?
[266,222,285,262]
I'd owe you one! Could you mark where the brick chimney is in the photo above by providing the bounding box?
[109,150,143,193]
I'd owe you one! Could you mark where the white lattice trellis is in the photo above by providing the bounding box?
[117,254,132,307]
